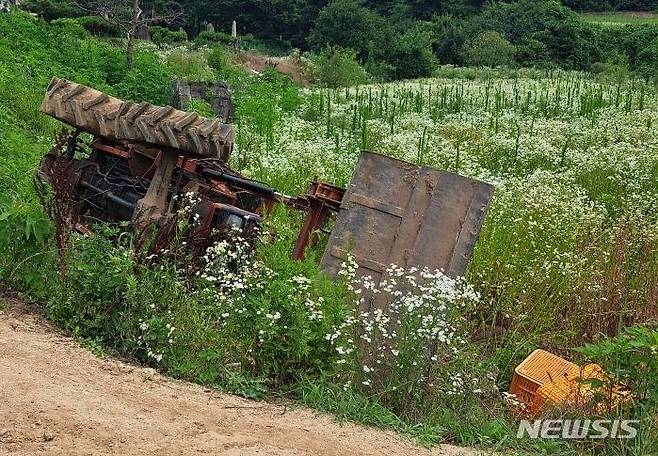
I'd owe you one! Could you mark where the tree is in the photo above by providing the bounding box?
[362,0,486,20]
[473,0,598,68]
[430,15,473,65]
[464,31,516,67]
[388,26,438,79]
[174,0,328,48]
[312,45,370,87]
[308,0,393,61]
[75,0,182,68]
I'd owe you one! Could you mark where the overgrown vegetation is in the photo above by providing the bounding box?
[21,0,658,83]
[150,25,187,46]
[310,46,370,88]
[464,31,516,68]
[1,8,657,455]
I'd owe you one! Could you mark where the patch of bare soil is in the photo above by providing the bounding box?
[236,52,310,87]
[0,301,485,456]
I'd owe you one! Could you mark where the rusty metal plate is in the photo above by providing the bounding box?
[321,152,494,308]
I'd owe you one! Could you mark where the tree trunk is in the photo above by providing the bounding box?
[126,0,141,70]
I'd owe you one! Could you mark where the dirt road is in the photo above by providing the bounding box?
[0,302,483,456]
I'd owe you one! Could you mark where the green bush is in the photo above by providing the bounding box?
[590,51,629,80]
[308,0,393,62]
[464,31,516,67]
[576,325,658,454]
[611,25,658,75]
[150,26,187,46]
[636,35,658,78]
[563,20,607,70]
[515,36,551,67]
[77,16,122,38]
[0,202,55,300]
[363,55,395,82]
[22,0,81,21]
[165,48,215,82]
[38,224,351,396]
[243,37,291,57]
[590,61,629,81]
[429,15,474,66]
[206,45,245,81]
[207,45,227,69]
[312,46,370,88]
[195,30,237,46]
[475,0,578,45]
[388,27,438,80]
[49,17,87,39]
[578,326,658,407]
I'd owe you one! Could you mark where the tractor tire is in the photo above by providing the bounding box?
[40,77,234,161]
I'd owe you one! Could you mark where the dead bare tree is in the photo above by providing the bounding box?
[74,0,182,69]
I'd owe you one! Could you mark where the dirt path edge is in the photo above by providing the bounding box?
[0,300,485,456]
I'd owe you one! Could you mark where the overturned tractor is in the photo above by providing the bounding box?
[37,77,343,259]
[37,77,494,286]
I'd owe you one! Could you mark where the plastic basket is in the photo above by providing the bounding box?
[510,349,578,408]
[532,363,630,414]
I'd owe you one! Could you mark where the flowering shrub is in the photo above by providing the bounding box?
[327,256,498,420]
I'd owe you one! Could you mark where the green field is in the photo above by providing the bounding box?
[581,11,658,25]
[1,9,657,455]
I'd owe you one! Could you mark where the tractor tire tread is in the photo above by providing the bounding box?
[40,77,234,160]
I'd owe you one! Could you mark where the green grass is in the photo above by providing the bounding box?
[299,381,444,446]
[581,11,658,26]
